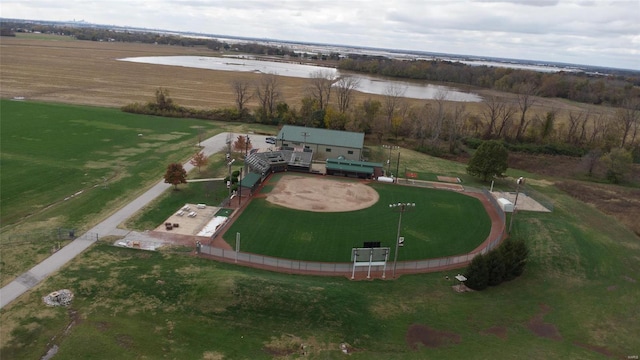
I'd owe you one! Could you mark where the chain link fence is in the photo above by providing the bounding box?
[199,187,507,277]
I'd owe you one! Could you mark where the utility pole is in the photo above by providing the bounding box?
[301,131,310,150]
[389,202,415,278]
[508,177,525,234]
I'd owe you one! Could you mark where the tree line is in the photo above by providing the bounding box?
[338,56,640,107]
[125,61,639,183]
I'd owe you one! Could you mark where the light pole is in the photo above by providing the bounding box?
[227,158,235,204]
[390,202,415,278]
[508,177,525,234]
[382,145,398,176]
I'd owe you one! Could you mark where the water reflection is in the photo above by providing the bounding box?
[119,56,481,102]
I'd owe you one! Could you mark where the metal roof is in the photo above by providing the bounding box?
[240,172,261,188]
[325,163,374,174]
[277,125,364,148]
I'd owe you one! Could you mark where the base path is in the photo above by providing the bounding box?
[0,132,243,309]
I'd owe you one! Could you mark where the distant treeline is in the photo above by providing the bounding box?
[6,21,638,108]
[2,22,340,60]
[338,57,640,107]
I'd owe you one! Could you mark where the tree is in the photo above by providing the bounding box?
[255,73,280,121]
[515,82,537,141]
[233,135,252,155]
[486,249,506,286]
[164,163,187,190]
[307,70,335,111]
[465,253,489,291]
[466,140,508,182]
[500,239,529,281]
[383,84,406,129]
[230,78,253,113]
[334,75,359,113]
[189,151,209,173]
[154,87,174,111]
[600,147,633,184]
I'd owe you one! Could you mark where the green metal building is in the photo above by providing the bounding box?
[276,125,364,161]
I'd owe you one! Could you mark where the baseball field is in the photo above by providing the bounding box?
[223,173,491,262]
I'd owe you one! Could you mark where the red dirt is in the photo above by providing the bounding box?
[405,324,461,349]
[573,342,618,358]
[527,304,562,341]
[481,326,508,340]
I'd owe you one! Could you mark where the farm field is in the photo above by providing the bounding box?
[223,173,491,262]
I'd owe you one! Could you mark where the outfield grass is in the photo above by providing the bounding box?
[223,173,491,262]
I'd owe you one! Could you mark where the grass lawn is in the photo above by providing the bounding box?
[0,100,221,285]
[223,173,491,262]
[2,198,638,360]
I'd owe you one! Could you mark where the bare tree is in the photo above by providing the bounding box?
[255,73,280,120]
[230,78,253,113]
[566,111,583,144]
[307,70,335,111]
[431,89,448,143]
[617,98,640,148]
[334,75,359,113]
[515,83,537,141]
[588,112,609,146]
[481,96,504,139]
[446,104,467,153]
[482,96,516,139]
[383,84,406,129]
[495,103,517,139]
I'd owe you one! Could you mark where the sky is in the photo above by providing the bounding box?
[2,0,639,70]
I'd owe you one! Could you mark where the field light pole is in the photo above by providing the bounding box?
[383,145,399,176]
[227,158,235,204]
[390,202,415,279]
[508,177,525,234]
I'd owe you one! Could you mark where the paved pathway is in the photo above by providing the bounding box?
[0,132,256,309]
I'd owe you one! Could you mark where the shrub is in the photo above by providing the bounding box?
[486,250,506,286]
[465,253,489,290]
[500,238,529,281]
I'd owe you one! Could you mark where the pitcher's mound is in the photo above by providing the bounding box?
[266,175,379,212]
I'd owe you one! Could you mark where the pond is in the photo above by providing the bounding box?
[119,55,482,102]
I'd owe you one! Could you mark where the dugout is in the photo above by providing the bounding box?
[239,172,262,195]
[325,158,384,179]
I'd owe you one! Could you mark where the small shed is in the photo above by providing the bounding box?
[498,198,514,213]
[239,172,262,195]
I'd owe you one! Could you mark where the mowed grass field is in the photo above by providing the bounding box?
[0,99,223,285]
[223,173,491,262]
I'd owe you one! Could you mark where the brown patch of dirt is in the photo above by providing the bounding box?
[481,326,508,340]
[266,175,379,212]
[527,304,562,341]
[555,180,640,236]
[116,334,134,349]
[573,341,617,358]
[437,176,461,183]
[405,324,461,349]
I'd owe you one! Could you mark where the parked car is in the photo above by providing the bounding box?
[265,137,276,144]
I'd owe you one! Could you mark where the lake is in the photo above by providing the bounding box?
[119,56,482,102]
